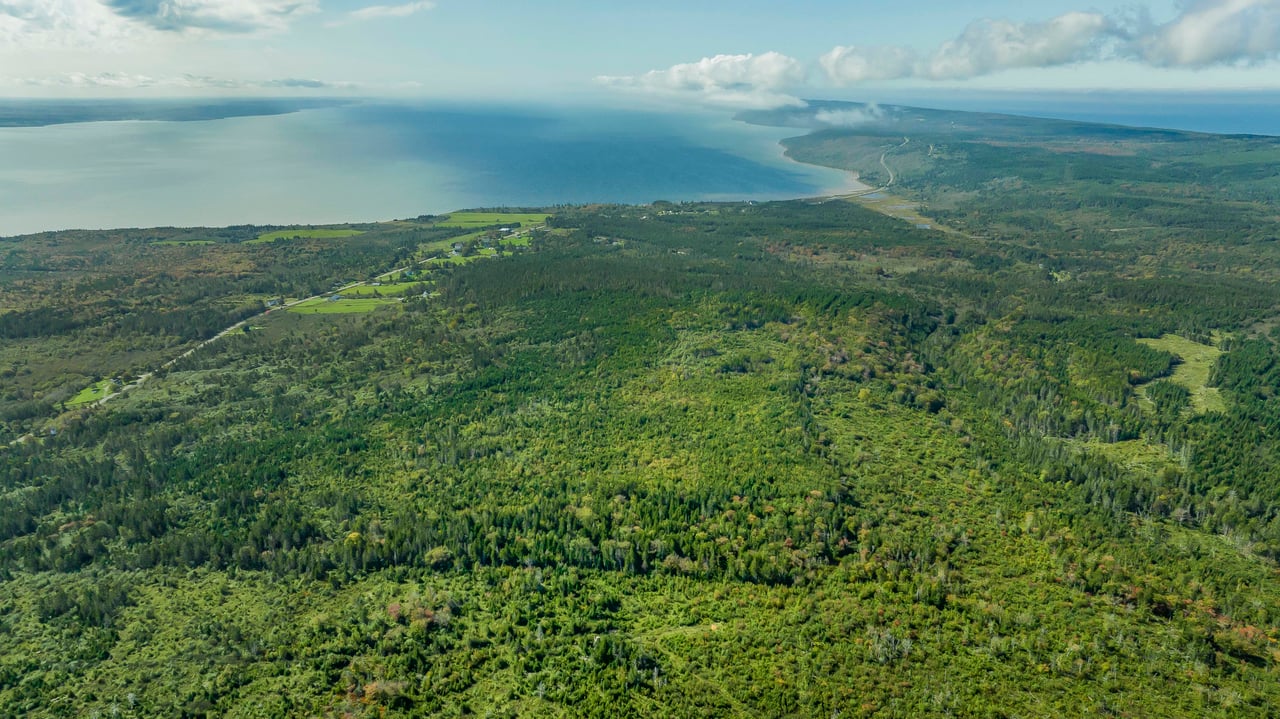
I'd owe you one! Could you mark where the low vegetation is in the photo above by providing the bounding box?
[248,227,366,244]
[286,296,400,314]
[1138,334,1227,414]
[436,211,550,228]
[64,378,116,407]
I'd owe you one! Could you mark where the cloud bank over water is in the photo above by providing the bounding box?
[599,1,1280,109]
[822,0,1280,86]
[597,52,808,110]
[3,1,1280,101]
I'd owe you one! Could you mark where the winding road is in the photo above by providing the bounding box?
[821,136,910,202]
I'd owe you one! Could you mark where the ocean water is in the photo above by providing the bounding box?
[0,102,855,236]
[3,94,1277,236]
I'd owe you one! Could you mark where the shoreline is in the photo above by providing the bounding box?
[771,138,871,197]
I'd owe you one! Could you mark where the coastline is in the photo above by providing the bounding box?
[775,141,870,197]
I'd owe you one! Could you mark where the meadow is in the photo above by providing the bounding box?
[247,228,366,244]
[435,211,550,228]
[1138,334,1227,414]
[64,378,116,407]
[287,297,400,314]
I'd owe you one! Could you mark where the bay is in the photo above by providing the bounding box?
[0,102,855,236]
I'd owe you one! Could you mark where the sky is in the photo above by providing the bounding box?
[2,1,1280,107]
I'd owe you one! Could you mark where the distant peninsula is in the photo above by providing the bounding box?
[0,97,351,128]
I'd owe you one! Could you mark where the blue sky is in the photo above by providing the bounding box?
[2,1,1279,105]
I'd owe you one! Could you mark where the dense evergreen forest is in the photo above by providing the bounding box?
[3,108,1280,717]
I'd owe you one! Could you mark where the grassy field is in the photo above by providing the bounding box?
[375,267,424,281]
[287,297,399,314]
[1071,437,1176,474]
[247,228,365,244]
[1138,334,1227,413]
[339,282,426,297]
[436,212,549,228]
[66,378,117,407]
[422,254,486,267]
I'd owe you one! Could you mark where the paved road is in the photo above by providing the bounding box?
[820,136,909,202]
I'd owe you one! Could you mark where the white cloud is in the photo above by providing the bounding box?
[597,52,807,109]
[824,11,1113,85]
[103,0,318,34]
[348,1,433,22]
[1136,0,1280,67]
[0,0,140,49]
[820,46,917,84]
[0,0,316,50]
[821,1,1280,86]
[814,104,884,127]
[11,71,353,90]
[924,12,1112,80]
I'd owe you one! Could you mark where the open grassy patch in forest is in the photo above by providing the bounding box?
[422,254,484,267]
[1137,334,1226,413]
[247,228,365,244]
[66,378,117,407]
[416,230,487,256]
[287,297,399,314]
[436,212,550,228]
[1071,438,1177,475]
[340,282,426,297]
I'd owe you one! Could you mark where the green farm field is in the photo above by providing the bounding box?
[248,228,365,244]
[340,282,426,297]
[436,212,550,228]
[65,378,116,407]
[287,297,399,314]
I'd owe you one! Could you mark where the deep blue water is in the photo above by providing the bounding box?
[2,93,1277,236]
[0,101,853,236]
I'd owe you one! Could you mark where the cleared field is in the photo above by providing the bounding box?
[1137,334,1226,413]
[248,228,365,244]
[1071,438,1175,474]
[287,297,399,314]
[422,254,488,267]
[67,378,116,407]
[341,282,426,297]
[436,212,549,228]
[419,230,487,255]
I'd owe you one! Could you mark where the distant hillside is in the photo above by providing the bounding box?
[0,97,349,128]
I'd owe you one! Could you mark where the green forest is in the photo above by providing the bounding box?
[3,107,1280,717]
